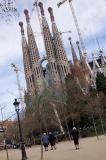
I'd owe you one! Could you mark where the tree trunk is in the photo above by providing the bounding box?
[52,103,65,134]
[64,113,71,142]
[39,104,43,160]
[99,114,105,136]
[92,114,99,140]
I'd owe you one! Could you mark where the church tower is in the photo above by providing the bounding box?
[48,7,71,83]
[19,22,35,96]
[69,38,88,92]
[39,2,61,88]
[24,9,45,95]
[76,41,92,85]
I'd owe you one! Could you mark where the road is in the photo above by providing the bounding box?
[0,136,106,160]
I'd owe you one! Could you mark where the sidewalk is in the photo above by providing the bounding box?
[0,136,106,160]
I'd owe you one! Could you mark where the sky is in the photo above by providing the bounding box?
[0,0,106,120]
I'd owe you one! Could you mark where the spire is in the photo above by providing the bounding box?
[19,21,35,95]
[48,7,71,82]
[39,2,45,16]
[23,9,45,94]
[19,21,28,49]
[69,37,78,62]
[19,22,30,67]
[24,9,30,23]
[68,38,89,91]
[48,7,55,22]
[99,50,103,55]
[38,2,50,29]
[38,2,61,87]
[92,53,102,73]
[19,22,24,35]
[99,50,106,66]
[76,41,83,60]
[24,9,40,61]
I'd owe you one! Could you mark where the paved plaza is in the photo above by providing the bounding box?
[0,136,106,160]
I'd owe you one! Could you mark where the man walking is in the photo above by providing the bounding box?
[71,127,79,150]
[49,132,56,150]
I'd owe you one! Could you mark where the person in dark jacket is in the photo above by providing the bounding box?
[71,127,79,150]
[49,132,56,150]
[42,133,49,151]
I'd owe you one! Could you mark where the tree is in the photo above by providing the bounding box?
[84,87,106,138]
[65,74,88,128]
[96,72,106,94]
[7,121,19,143]
[0,0,19,22]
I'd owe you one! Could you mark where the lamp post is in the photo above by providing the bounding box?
[13,99,27,160]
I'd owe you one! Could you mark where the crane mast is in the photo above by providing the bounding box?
[11,63,24,109]
[57,0,86,56]
[33,0,43,35]
[58,0,95,80]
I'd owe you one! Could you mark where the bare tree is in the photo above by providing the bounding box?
[0,0,19,22]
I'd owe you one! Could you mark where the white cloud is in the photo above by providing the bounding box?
[0,22,22,66]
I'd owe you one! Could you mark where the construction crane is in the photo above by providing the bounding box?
[57,0,86,56]
[60,30,71,35]
[31,1,72,47]
[34,30,71,36]
[32,0,43,33]
[11,63,25,109]
[57,0,95,80]
[92,53,103,73]
[29,1,42,30]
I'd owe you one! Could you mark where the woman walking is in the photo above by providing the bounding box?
[42,133,49,151]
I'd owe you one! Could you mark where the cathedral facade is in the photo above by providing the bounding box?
[19,2,106,100]
[19,3,71,98]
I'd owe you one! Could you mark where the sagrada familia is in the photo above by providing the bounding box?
[19,2,106,101]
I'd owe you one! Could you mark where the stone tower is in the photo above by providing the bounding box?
[69,38,88,92]
[39,2,61,88]
[48,7,71,83]
[76,41,92,85]
[24,9,45,95]
[19,22,35,96]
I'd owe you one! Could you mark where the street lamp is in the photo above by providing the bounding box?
[13,99,27,160]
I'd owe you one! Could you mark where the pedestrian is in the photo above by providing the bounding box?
[42,133,49,151]
[49,132,56,150]
[71,127,79,150]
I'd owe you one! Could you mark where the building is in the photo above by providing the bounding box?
[0,120,14,134]
[69,39,106,89]
[48,7,71,83]
[19,2,106,101]
[89,51,106,77]
[19,2,71,100]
